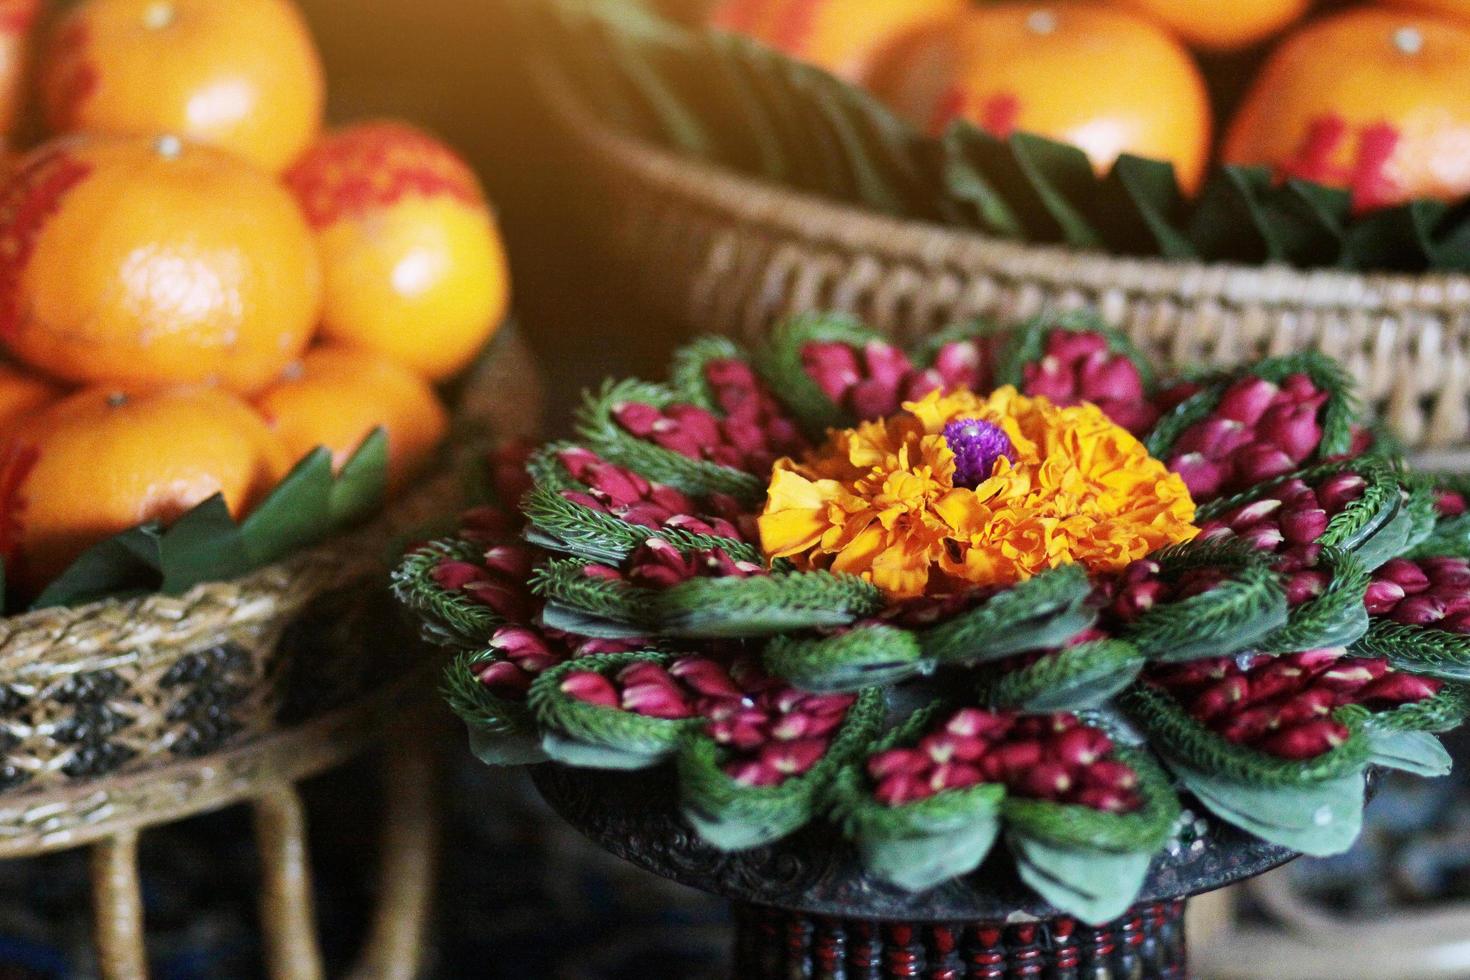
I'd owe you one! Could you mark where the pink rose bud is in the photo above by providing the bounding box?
[562,490,610,513]
[1192,675,1249,721]
[1280,372,1321,401]
[490,625,552,658]
[1081,760,1140,792]
[560,671,620,707]
[613,402,663,437]
[875,773,932,806]
[1197,522,1235,542]
[1318,659,1390,690]
[1390,594,1447,626]
[466,581,535,621]
[1256,720,1348,760]
[1216,377,1280,427]
[1169,452,1225,500]
[1018,762,1073,799]
[1357,672,1442,706]
[1218,705,1279,745]
[1378,559,1431,593]
[666,403,724,445]
[482,545,534,579]
[1363,579,1407,615]
[1243,661,1306,704]
[1437,490,1469,518]
[1274,688,1335,726]
[669,657,744,699]
[1045,329,1110,362]
[432,560,484,591]
[1427,584,1470,616]
[1280,507,1329,546]
[557,446,604,481]
[1054,727,1113,767]
[1227,498,1285,528]
[945,708,1014,740]
[1240,523,1286,552]
[933,341,982,389]
[903,368,945,402]
[1079,356,1145,403]
[621,682,694,719]
[1274,544,1322,573]
[727,760,785,787]
[863,341,912,388]
[1097,399,1159,435]
[1423,557,1470,588]
[1122,559,1163,585]
[920,732,986,765]
[1174,417,1250,459]
[705,358,757,390]
[1023,358,1076,401]
[761,737,828,775]
[1285,570,1330,606]
[1149,657,1232,691]
[1317,473,1367,514]
[587,464,653,509]
[1074,787,1140,813]
[1112,579,1168,620]
[1442,611,1470,634]
[929,762,986,793]
[1289,648,1346,672]
[848,378,902,420]
[801,342,862,401]
[1235,443,1297,485]
[867,748,930,781]
[991,739,1045,778]
[477,660,532,697]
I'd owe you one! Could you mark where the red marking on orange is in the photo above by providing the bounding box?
[768,0,821,54]
[283,121,483,229]
[41,20,97,130]
[1281,113,1404,213]
[0,0,40,35]
[0,147,94,340]
[979,93,1021,138]
[0,441,38,582]
[709,0,767,32]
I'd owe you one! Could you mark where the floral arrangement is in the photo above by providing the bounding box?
[395,311,1470,922]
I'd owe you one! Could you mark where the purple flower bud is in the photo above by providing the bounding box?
[760,737,828,775]
[1023,358,1076,401]
[1258,403,1323,463]
[1255,720,1348,760]
[875,773,932,806]
[1274,688,1335,726]
[1192,676,1249,721]
[1078,355,1145,403]
[867,748,930,781]
[1378,559,1431,593]
[1317,472,1367,514]
[1438,490,1469,518]
[801,342,862,401]
[431,560,485,591]
[1422,557,1470,588]
[490,626,552,659]
[1391,595,1448,626]
[1285,570,1330,606]
[933,341,982,389]
[557,446,604,482]
[1280,372,1322,401]
[1018,762,1073,800]
[587,464,652,508]
[943,417,1016,488]
[1054,727,1113,767]
[1215,376,1280,426]
[1357,673,1441,707]
[902,368,945,402]
[1168,452,1225,500]
[669,657,744,699]
[863,341,912,389]
[1095,398,1159,435]
[929,762,985,792]
[944,707,1014,740]
[482,545,534,579]
[1080,760,1139,792]
[1226,497,1284,528]
[1280,507,1329,545]
[1240,523,1286,552]
[612,402,663,437]
[727,760,784,787]
[477,660,532,697]
[562,490,609,513]
[1074,787,1141,813]
[621,681,693,719]
[1235,443,1297,485]
[1045,329,1109,362]
[848,377,902,420]
[1174,417,1249,458]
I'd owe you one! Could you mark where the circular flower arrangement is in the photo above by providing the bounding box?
[395,312,1470,923]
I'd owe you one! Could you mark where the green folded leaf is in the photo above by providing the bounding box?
[652,570,885,638]
[942,124,1025,237]
[1262,547,1370,653]
[240,447,334,566]
[328,428,390,527]
[1258,180,1351,268]
[764,624,931,693]
[1364,727,1451,777]
[1010,834,1154,925]
[1344,199,1446,272]
[529,652,695,765]
[1353,620,1470,681]
[753,313,881,438]
[986,640,1145,713]
[1170,762,1365,857]
[392,539,504,648]
[1187,165,1278,264]
[1001,745,1179,854]
[31,524,164,609]
[917,564,1097,665]
[861,817,1001,894]
[1090,154,1194,260]
[442,649,537,744]
[1123,542,1288,661]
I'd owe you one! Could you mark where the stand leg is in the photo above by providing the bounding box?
[92,830,148,980]
[254,785,325,980]
[349,737,439,979]
[731,898,1189,979]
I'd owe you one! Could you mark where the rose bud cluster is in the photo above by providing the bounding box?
[1020,330,1158,435]
[433,541,542,625]
[1167,373,1331,500]
[474,625,641,700]
[612,364,806,474]
[1147,649,1441,759]
[559,656,857,786]
[1095,559,1236,625]
[864,709,1144,813]
[1197,471,1370,605]
[801,338,984,421]
[556,446,754,543]
[1366,557,1470,633]
[582,539,766,590]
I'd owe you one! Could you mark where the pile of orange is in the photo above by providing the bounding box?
[710,0,1470,211]
[0,0,510,593]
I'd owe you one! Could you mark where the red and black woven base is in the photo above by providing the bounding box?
[731,899,1187,979]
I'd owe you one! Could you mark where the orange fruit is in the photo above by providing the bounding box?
[0,385,291,591]
[0,135,321,393]
[37,0,324,172]
[1223,8,1470,211]
[1391,1,1470,20]
[870,3,1212,193]
[1112,0,1311,51]
[0,0,41,139]
[708,0,966,83]
[284,121,508,382]
[253,344,449,492]
[0,361,60,434]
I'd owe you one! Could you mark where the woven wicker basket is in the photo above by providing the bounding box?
[545,78,1470,468]
[0,327,542,803]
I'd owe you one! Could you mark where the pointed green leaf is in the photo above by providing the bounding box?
[1010,834,1153,925]
[329,428,390,527]
[860,818,1001,894]
[1365,727,1451,777]
[1171,763,1365,857]
[239,447,333,566]
[31,524,164,609]
[1090,154,1194,259]
[158,494,254,594]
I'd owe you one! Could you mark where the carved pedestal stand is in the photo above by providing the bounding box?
[534,764,1298,979]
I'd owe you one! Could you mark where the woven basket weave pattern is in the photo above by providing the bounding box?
[561,86,1470,458]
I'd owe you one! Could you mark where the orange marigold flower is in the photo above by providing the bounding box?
[759,386,1198,599]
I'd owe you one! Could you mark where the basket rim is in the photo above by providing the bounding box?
[544,67,1470,315]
